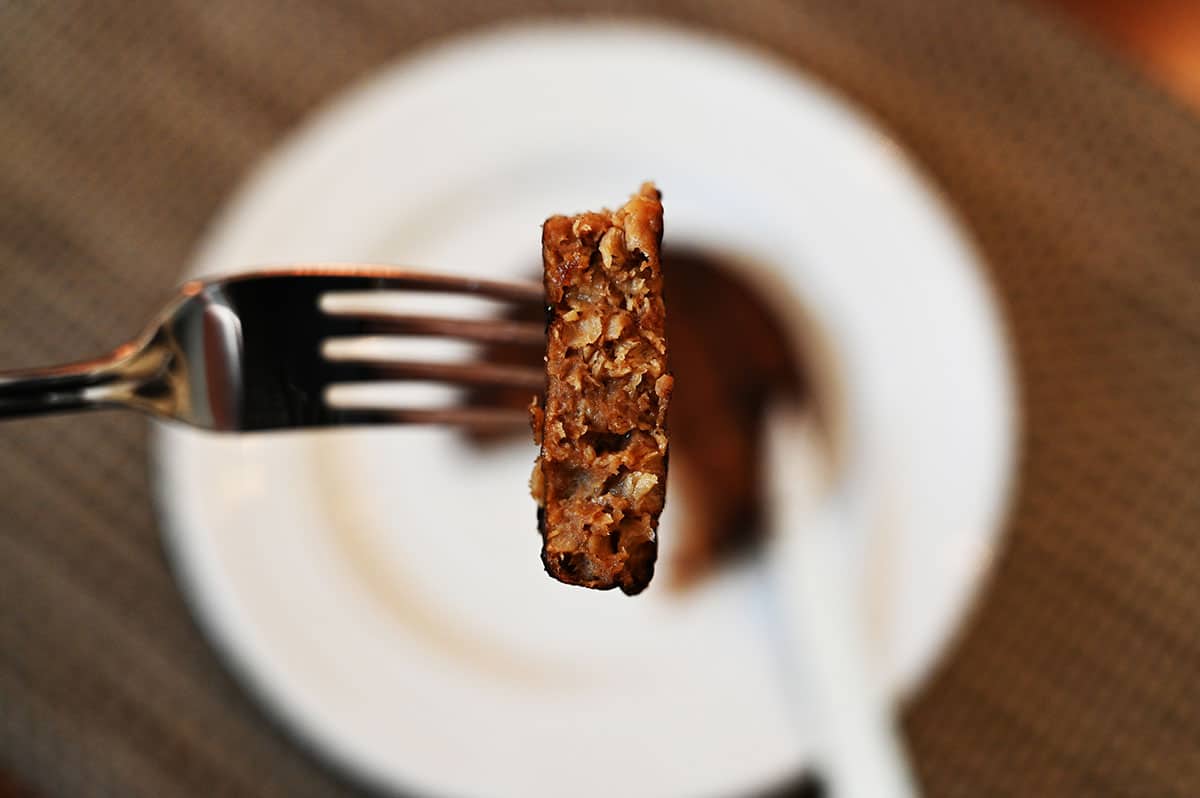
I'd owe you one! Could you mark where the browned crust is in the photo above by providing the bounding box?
[531,183,671,595]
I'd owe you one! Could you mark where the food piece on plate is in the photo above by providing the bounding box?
[660,250,804,585]
[530,183,672,595]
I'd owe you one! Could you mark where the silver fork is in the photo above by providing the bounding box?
[0,265,546,431]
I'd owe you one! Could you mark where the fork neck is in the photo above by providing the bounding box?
[0,337,171,421]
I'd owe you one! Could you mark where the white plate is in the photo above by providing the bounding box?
[155,23,1017,798]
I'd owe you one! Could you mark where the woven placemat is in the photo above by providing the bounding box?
[2,1,1199,796]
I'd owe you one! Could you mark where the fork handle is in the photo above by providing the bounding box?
[0,355,125,419]
[0,341,165,421]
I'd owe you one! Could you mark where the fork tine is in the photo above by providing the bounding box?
[322,315,545,345]
[224,265,545,303]
[330,406,531,428]
[322,360,545,390]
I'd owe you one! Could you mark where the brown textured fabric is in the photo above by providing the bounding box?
[1,1,1198,796]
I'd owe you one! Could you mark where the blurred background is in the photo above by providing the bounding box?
[2,1,1199,796]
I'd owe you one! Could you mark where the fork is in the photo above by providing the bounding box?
[0,265,546,431]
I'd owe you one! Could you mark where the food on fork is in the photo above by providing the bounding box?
[530,183,672,595]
